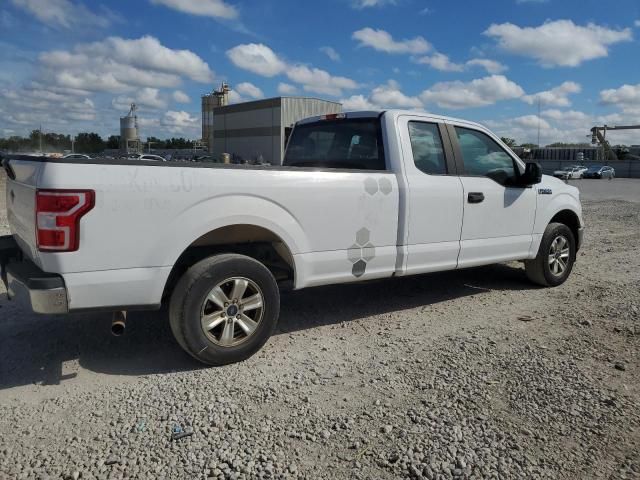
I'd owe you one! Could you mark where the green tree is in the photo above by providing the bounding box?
[74,132,105,154]
[106,135,120,149]
[146,136,166,150]
[500,137,517,148]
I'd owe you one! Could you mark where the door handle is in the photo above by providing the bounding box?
[468,192,485,203]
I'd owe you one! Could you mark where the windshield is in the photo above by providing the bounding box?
[587,165,603,172]
[284,117,385,170]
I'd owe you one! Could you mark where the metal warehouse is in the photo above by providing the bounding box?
[202,86,342,164]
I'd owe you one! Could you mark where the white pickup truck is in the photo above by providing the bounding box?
[1,110,583,365]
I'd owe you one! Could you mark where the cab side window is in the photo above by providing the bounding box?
[454,127,517,184]
[408,122,447,175]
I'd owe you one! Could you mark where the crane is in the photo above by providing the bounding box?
[590,124,640,161]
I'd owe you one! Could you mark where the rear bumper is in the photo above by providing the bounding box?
[0,235,68,314]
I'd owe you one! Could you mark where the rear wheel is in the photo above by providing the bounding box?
[525,222,576,287]
[169,254,280,366]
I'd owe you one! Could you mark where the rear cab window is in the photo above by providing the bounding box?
[284,117,386,170]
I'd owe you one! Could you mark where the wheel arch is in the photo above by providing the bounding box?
[162,223,299,302]
[549,209,581,250]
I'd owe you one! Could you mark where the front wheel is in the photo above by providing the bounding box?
[525,223,576,287]
[169,254,280,366]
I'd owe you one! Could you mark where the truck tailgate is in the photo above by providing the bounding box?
[4,159,39,263]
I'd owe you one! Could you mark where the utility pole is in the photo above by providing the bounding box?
[71,136,75,153]
[537,97,541,147]
[39,124,43,153]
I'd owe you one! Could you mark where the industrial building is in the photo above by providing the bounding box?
[202,84,342,164]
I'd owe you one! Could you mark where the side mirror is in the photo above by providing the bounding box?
[520,162,542,186]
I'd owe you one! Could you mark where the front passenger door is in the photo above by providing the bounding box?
[450,125,536,268]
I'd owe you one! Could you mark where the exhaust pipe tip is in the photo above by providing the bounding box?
[111,311,127,336]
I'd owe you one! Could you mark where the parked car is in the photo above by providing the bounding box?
[553,165,587,180]
[62,153,92,160]
[583,165,615,179]
[125,153,167,162]
[1,110,584,366]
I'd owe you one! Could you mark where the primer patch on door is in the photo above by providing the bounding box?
[363,177,393,196]
[347,228,376,278]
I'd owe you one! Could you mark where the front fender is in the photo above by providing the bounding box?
[534,192,583,234]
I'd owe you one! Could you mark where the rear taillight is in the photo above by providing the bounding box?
[36,189,95,252]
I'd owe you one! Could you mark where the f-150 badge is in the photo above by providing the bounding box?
[538,188,552,195]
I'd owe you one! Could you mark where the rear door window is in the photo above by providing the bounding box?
[284,118,385,170]
[408,122,447,175]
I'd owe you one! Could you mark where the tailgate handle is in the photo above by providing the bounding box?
[467,192,485,204]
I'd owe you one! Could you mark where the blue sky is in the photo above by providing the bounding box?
[1,0,639,145]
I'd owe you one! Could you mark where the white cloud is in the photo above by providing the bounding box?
[286,65,358,96]
[420,75,524,109]
[160,110,200,135]
[38,36,213,94]
[340,94,377,111]
[541,109,590,123]
[370,81,423,108]
[10,0,110,28]
[149,0,238,19]
[466,58,507,74]
[113,88,167,111]
[416,53,464,72]
[600,83,640,107]
[0,86,96,128]
[172,90,191,103]
[352,28,431,55]
[485,20,632,67]
[320,46,341,62]
[351,0,396,8]
[236,82,264,99]
[226,43,287,77]
[227,43,358,96]
[277,83,298,95]
[512,115,551,130]
[339,81,422,111]
[522,81,581,107]
[416,53,507,74]
[77,36,213,83]
[635,20,640,27]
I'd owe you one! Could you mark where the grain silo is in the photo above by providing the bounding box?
[202,83,230,152]
[120,103,141,154]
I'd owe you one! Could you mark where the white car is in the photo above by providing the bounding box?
[62,154,92,160]
[126,153,167,162]
[553,165,587,180]
[1,110,584,365]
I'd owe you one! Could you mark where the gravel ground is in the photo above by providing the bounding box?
[0,173,639,479]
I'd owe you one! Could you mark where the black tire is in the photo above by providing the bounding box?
[525,222,576,287]
[169,254,280,366]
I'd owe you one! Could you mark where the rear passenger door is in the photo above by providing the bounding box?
[447,124,536,268]
[397,116,464,275]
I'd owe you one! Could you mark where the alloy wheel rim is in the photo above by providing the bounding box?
[548,235,570,276]
[200,277,264,347]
